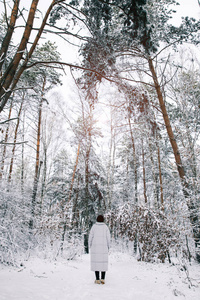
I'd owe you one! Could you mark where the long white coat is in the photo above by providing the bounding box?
[89,222,110,271]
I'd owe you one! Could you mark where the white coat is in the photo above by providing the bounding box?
[89,222,110,271]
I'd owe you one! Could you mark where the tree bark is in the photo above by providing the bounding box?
[8,95,24,182]
[29,77,46,229]
[21,110,25,195]
[60,143,80,249]
[0,0,20,71]
[84,104,93,253]
[142,139,148,204]
[127,111,138,204]
[68,143,80,203]
[0,100,13,179]
[107,116,116,209]
[71,174,80,232]
[84,132,91,245]
[157,142,164,210]
[40,145,47,209]
[149,138,158,208]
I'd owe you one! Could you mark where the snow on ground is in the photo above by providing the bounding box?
[0,252,200,300]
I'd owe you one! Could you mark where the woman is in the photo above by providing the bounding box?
[89,215,110,284]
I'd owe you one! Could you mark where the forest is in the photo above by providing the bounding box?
[0,0,200,268]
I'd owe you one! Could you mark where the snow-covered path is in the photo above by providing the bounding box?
[0,253,200,300]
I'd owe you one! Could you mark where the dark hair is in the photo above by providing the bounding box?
[97,215,104,222]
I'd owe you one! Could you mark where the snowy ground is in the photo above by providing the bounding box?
[0,252,200,300]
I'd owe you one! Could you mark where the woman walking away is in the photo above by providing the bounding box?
[89,215,110,284]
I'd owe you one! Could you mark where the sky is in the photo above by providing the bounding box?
[171,0,200,25]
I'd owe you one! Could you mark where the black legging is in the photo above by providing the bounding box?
[95,271,106,280]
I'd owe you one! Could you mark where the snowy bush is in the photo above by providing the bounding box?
[107,204,192,263]
[0,186,31,266]
[33,232,84,261]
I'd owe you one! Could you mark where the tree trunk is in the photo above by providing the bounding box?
[107,116,116,209]
[40,146,47,209]
[149,138,158,208]
[157,142,164,210]
[0,0,20,71]
[0,100,13,179]
[29,78,46,229]
[71,174,80,232]
[21,110,25,195]
[68,143,80,203]
[127,111,138,204]
[8,95,24,182]
[84,105,93,253]
[148,56,200,262]
[60,143,80,249]
[142,139,148,204]
[84,143,91,253]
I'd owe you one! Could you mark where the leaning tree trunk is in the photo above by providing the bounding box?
[0,0,20,71]
[148,57,200,262]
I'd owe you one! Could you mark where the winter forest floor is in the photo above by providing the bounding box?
[0,252,200,300]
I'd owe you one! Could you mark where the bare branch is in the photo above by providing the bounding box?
[59,2,91,33]
[3,0,9,27]
[0,118,19,124]
[44,23,88,42]
[0,141,28,145]
[24,60,116,83]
